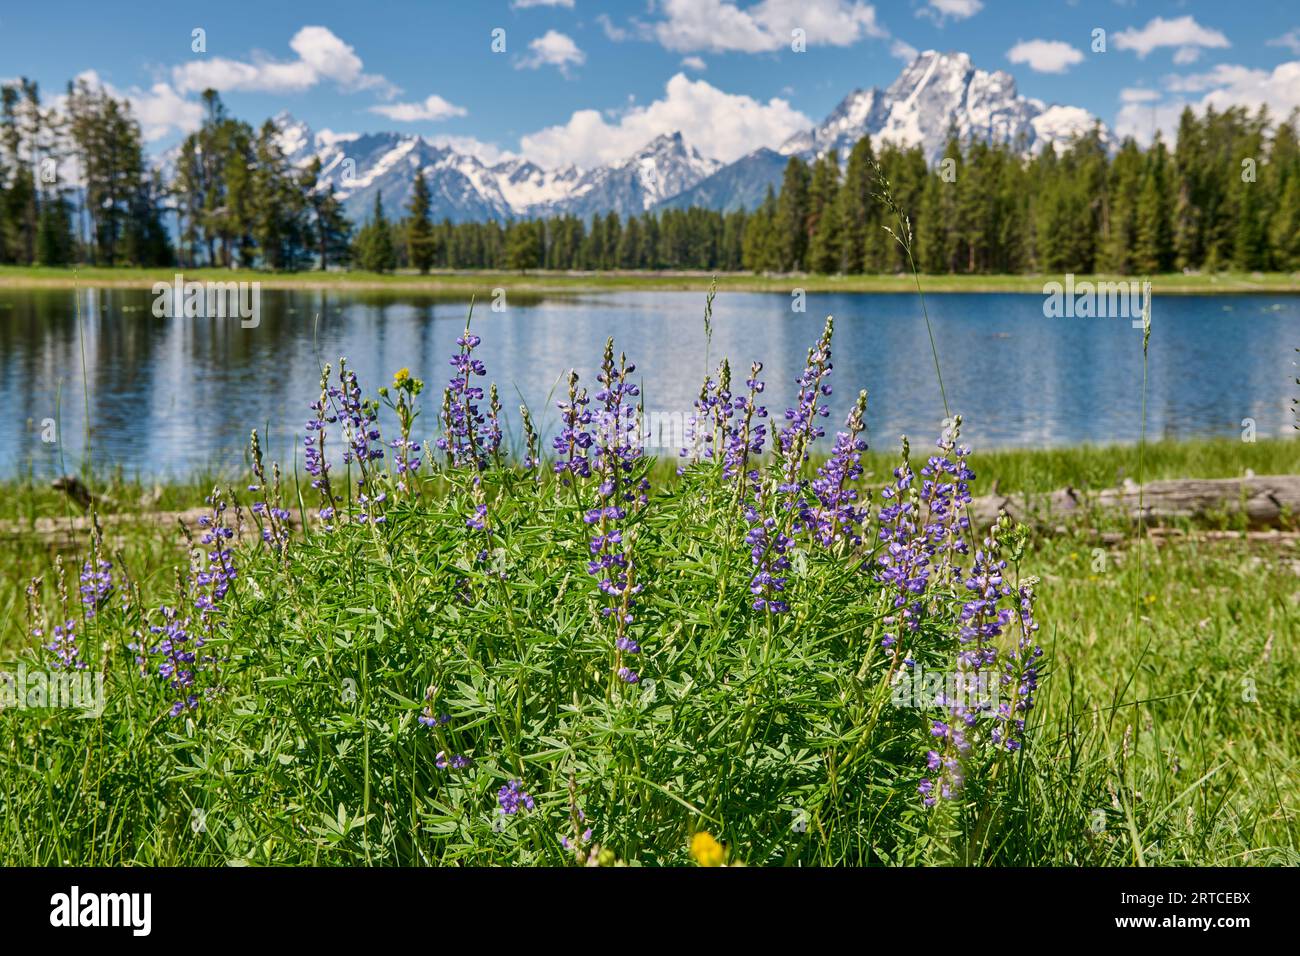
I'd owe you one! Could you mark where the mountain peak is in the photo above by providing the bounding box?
[782,48,1104,165]
[281,50,1106,222]
[642,130,684,148]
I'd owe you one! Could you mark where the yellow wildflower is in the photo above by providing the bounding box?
[690,831,725,867]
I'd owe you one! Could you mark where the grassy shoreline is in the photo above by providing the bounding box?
[2,264,1299,294]
[4,436,1298,522]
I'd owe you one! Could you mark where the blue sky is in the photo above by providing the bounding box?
[1,0,1298,166]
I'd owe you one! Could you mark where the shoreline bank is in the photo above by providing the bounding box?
[2,266,1299,295]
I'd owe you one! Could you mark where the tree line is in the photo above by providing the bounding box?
[2,73,1297,275]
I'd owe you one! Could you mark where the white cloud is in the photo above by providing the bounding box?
[424,135,517,165]
[1115,60,1300,146]
[519,72,810,168]
[1006,39,1084,74]
[172,26,395,97]
[1187,61,1300,115]
[73,69,202,142]
[1119,87,1160,104]
[518,30,586,75]
[681,55,707,71]
[1267,29,1300,56]
[652,0,885,54]
[1113,16,1229,59]
[1113,99,1186,147]
[890,39,919,61]
[1172,46,1201,66]
[596,14,630,42]
[511,0,574,7]
[1163,63,1266,94]
[920,0,983,23]
[131,82,206,141]
[368,94,467,123]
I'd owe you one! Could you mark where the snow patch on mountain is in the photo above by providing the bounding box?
[780,50,1107,165]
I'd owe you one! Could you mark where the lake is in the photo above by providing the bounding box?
[2,287,1296,480]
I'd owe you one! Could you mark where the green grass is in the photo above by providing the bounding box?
[2,263,1299,294]
[5,436,1295,655]
[1,379,1296,865]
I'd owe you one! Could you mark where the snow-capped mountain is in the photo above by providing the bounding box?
[671,50,1107,215]
[157,51,1107,223]
[555,132,721,219]
[312,131,518,222]
[780,50,1106,165]
[269,118,718,223]
[657,148,789,213]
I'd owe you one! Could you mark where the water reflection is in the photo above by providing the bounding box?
[1,287,1295,479]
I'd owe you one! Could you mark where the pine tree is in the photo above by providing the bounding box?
[36,195,73,265]
[1134,136,1174,273]
[407,171,435,274]
[617,214,641,268]
[504,220,542,272]
[807,150,842,273]
[741,186,777,272]
[773,157,810,271]
[354,192,396,273]
[305,160,352,270]
[1270,174,1300,270]
[837,137,876,273]
[1101,139,1144,274]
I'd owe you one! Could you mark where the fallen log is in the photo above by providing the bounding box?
[0,506,298,550]
[968,474,1300,529]
[5,474,1297,549]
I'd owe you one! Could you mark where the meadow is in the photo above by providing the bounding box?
[1,291,1296,866]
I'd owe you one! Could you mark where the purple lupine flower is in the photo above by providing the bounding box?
[744,497,793,613]
[435,752,473,770]
[390,436,423,487]
[139,491,236,717]
[722,361,769,491]
[873,438,929,648]
[249,429,292,552]
[305,364,340,531]
[498,779,535,815]
[519,403,541,473]
[332,360,384,472]
[808,390,869,549]
[553,370,594,481]
[584,339,647,685]
[991,580,1043,753]
[437,328,490,470]
[916,419,975,586]
[777,317,834,473]
[740,321,839,614]
[45,618,86,671]
[486,383,504,465]
[193,495,236,620]
[143,604,202,717]
[913,501,1044,805]
[680,360,734,469]
[78,557,114,615]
